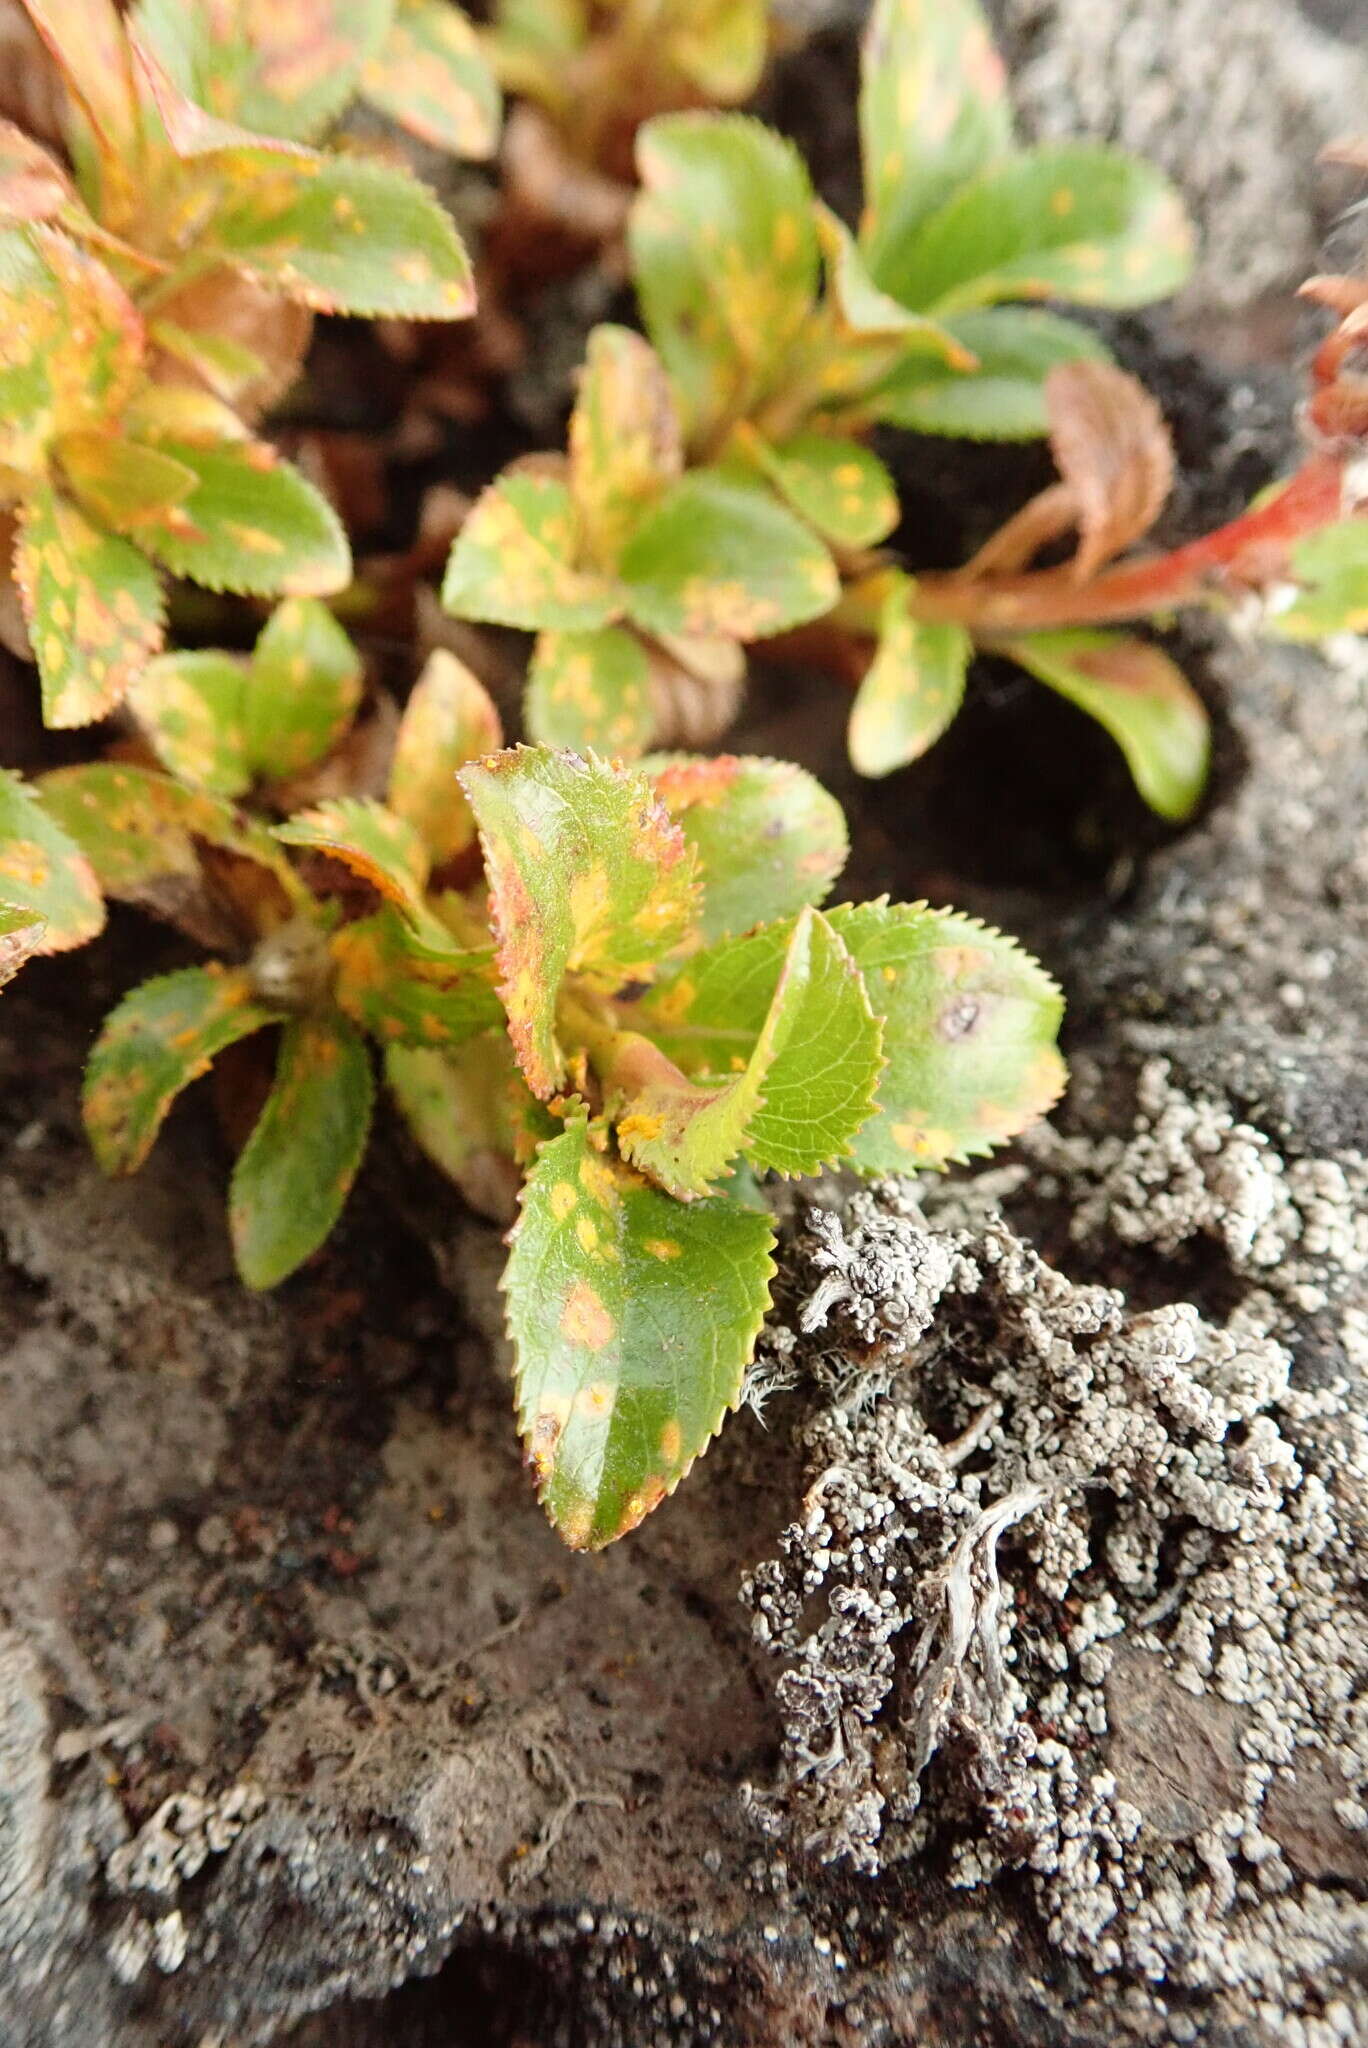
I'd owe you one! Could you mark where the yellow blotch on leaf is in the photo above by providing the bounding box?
[560,1280,615,1350]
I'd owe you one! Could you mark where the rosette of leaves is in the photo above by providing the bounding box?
[0,0,491,725]
[41,639,1066,1548]
[629,0,1193,465]
[442,321,841,757]
[846,359,1212,820]
[486,0,766,179]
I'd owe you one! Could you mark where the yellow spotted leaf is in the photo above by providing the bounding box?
[387,649,502,865]
[14,482,165,727]
[505,1112,776,1548]
[362,0,500,159]
[0,767,104,952]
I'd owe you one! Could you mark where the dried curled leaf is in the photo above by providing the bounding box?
[505,1112,776,1549]
[1044,359,1174,581]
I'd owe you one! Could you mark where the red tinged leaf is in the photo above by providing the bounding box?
[1044,359,1174,581]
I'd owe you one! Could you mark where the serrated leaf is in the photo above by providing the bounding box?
[213,150,475,318]
[747,431,899,548]
[83,964,276,1173]
[55,432,197,538]
[828,900,1065,1169]
[569,325,682,571]
[385,1034,535,1221]
[631,113,820,443]
[645,753,847,943]
[23,0,141,219]
[848,574,970,776]
[362,0,500,158]
[139,437,350,597]
[459,748,697,1097]
[331,907,502,1047]
[858,0,1012,289]
[1001,630,1209,822]
[442,472,618,631]
[276,796,431,914]
[869,306,1112,438]
[1264,520,1368,640]
[0,767,104,951]
[0,905,46,986]
[230,1013,375,1288]
[247,596,362,776]
[525,625,654,758]
[0,226,145,473]
[612,905,881,1194]
[505,1113,776,1548]
[620,471,838,642]
[136,0,391,144]
[14,483,165,726]
[38,761,303,929]
[387,648,501,865]
[128,648,253,793]
[882,144,1193,315]
[666,0,766,101]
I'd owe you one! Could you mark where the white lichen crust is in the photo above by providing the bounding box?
[741,1075,1368,2044]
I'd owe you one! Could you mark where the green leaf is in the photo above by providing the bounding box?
[870,306,1112,439]
[55,431,197,537]
[246,596,363,777]
[525,626,655,759]
[442,472,618,631]
[666,0,766,101]
[0,905,46,987]
[620,471,838,642]
[645,753,847,942]
[139,437,350,597]
[569,324,682,571]
[848,574,970,776]
[631,113,820,443]
[230,1013,375,1288]
[858,0,1012,288]
[362,0,500,158]
[0,767,104,951]
[331,907,502,1047]
[459,748,698,1097]
[83,964,276,1173]
[385,1033,536,1219]
[39,761,303,919]
[387,648,502,866]
[1265,520,1368,640]
[640,899,1065,1169]
[128,648,253,794]
[828,900,1065,1169]
[135,0,392,144]
[0,227,144,474]
[213,149,475,318]
[611,905,881,1194]
[505,1113,776,1548]
[1001,630,1210,822]
[276,797,434,921]
[881,144,1194,315]
[746,431,899,548]
[14,482,165,727]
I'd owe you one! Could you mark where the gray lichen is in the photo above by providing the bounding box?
[741,1078,1368,2042]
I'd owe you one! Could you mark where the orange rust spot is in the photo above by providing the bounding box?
[560,1281,615,1349]
[659,1420,682,1465]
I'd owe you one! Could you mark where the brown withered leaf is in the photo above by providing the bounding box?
[147,269,313,421]
[1046,359,1175,583]
[0,0,70,146]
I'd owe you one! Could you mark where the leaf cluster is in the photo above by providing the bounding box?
[28,609,1064,1547]
[0,0,493,724]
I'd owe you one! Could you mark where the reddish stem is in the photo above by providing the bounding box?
[910,454,1347,633]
